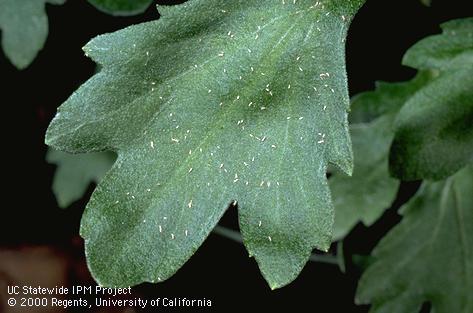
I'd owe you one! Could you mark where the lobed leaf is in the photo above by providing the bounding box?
[390,18,473,181]
[45,0,364,289]
[331,115,398,241]
[331,72,433,240]
[391,69,473,181]
[47,149,116,208]
[403,19,473,72]
[348,71,434,124]
[0,0,65,69]
[356,166,473,313]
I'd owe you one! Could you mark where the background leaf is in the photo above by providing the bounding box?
[331,72,433,241]
[390,18,473,181]
[348,71,434,124]
[420,0,432,7]
[45,0,364,289]
[87,0,153,16]
[46,149,115,208]
[356,166,473,313]
[331,115,399,241]
[0,0,65,69]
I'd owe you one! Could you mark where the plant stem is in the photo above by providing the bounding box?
[213,225,243,244]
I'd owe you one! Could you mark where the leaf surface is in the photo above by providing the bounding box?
[88,0,153,16]
[390,18,473,180]
[45,0,364,289]
[356,166,473,313]
[47,149,116,208]
[348,71,434,124]
[331,72,433,240]
[331,115,398,240]
[0,0,65,69]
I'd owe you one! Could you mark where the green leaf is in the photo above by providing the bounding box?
[331,72,433,241]
[403,19,473,72]
[45,0,364,289]
[390,18,473,181]
[356,166,473,313]
[47,149,115,208]
[420,0,431,6]
[331,115,399,241]
[348,71,435,124]
[88,0,153,16]
[0,0,65,69]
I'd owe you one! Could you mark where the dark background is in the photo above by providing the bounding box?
[1,0,471,312]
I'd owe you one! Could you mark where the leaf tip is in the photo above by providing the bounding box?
[4,50,35,70]
[266,275,292,291]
